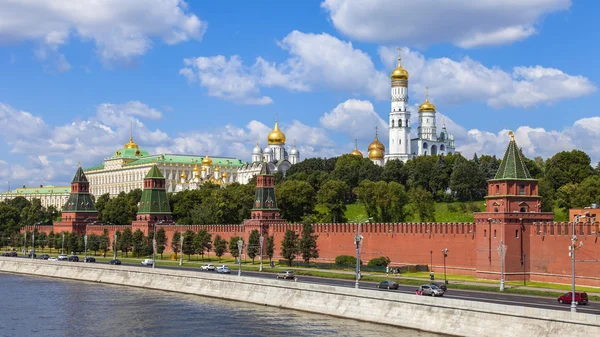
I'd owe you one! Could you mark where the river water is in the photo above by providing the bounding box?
[0,273,448,337]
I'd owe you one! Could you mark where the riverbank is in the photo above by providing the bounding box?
[1,257,598,337]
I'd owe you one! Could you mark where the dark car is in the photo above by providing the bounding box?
[27,252,37,258]
[8,251,18,257]
[68,256,79,262]
[431,282,447,292]
[558,292,588,305]
[377,280,399,290]
[109,259,121,265]
[39,254,50,260]
[85,257,96,263]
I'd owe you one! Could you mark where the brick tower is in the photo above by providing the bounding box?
[132,165,172,235]
[243,163,284,240]
[54,166,98,235]
[474,131,553,281]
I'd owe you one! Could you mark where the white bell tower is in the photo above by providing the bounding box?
[385,48,413,163]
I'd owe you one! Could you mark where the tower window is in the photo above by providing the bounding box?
[399,139,401,145]
[515,230,519,239]
[391,120,395,127]
[399,120,402,127]
[496,184,500,194]
[519,185,525,195]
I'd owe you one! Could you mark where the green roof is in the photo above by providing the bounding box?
[493,136,532,180]
[63,192,97,212]
[113,147,150,158]
[1,186,70,195]
[85,154,247,172]
[137,189,171,214]
[72,167,88,183]
[145,165,164,179]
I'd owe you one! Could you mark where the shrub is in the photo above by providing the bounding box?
[459,203,468,212]
[468,202,481,212]
[367,256,391,267]
[335,255,360,266]
[446,203,458,213]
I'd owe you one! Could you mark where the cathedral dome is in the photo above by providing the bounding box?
[350,148,363,157]
[252,141,263,155]
[264,147,273,154]
[367,129,385,152]
[180,171,187,179]
[290,140,299,155]
[193,164,200,174]
[123,136,139,149]
[419,87,436,113]
[368,148,384,160]
[390,49,409,81]
[202,154,213,166]
[268,121,286,145]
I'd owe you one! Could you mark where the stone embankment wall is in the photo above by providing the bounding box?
[0,257,598,337]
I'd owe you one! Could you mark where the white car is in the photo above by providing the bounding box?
[201,264,215,271]
[216,265,230,274]
[57,254,68,261]
[48,257,58,261]
[141,259,154,266]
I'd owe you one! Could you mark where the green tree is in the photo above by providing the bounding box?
[299,223,319,264]
[315,179,349,223]
[409,186,436,222]
[281,229,299,266]
[99,230,109,257]
[156,228,167,259]
[545,150,593,191]
[266,235,275,262]
[538,178,555,212]
[132,229,145,257]
[276,180,316,222]
[182,229,196,261]
[450,160,487,201]
[247,230,260,264]
[556,183,578,211]
[94,193,110,221]
[355,180,409,222]
[193,229,212,261]
[37,231,47,252]
[0,203,21,237]
[119,228,133,257]
[88,234,100,255]
[381,159,408,185]
[229,236,243,259]
[572,175,600,208]
[213,235,228,262]
[102,192,137,226]
[171,231,181,259]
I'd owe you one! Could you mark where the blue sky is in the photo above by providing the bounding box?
[0,0,599,189]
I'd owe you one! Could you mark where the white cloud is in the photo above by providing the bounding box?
[320,99,387,140]
[0,0,206,66]
[379,46,596,109]
[180,31,389,104]
[321,0,571,48]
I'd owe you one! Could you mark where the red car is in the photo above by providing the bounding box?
[557,292,588,305]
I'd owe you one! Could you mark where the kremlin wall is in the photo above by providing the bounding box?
[23,136,600,288]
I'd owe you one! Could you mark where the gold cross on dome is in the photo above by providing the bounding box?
[78,162,81,167]
[397,47,401,60]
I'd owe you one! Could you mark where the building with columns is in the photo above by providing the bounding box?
[0,185,70,210]
[385,49,455,163]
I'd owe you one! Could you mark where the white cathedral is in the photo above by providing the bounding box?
[350,49,455,164]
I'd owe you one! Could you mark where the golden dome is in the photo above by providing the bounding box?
[390,48,409,81]
[214,166,220,172]
[367,127,385,152]
[180,171,187,179]
[202,167,207,172]
[419,87,436,113]
[350,139,363,157]
[202,153,213,166]
[222,172,227,178]
[123,136,139,149]
[268,120,286,145]
[193,164,200,173]
[368,148,384,160]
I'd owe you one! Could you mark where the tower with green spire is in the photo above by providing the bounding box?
[54,165,98,234]
[132,164,172,235]
[474,131,553,282]
[250,163,279,221]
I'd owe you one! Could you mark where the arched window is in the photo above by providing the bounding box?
[391,120,395,127]
[520,207,527,213]
[494,207,499,212]
[399,139,401,145]
[399,120,402,127]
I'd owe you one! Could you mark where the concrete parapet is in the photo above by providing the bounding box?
[0,257,597,337]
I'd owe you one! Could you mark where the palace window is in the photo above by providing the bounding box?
[391,120,395,127]
[399,120,402,127]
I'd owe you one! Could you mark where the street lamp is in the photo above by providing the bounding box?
[523,253,527,286]
[238,238,243,276]
[152,220,165,269]
[498,226,507,292]
[61,232,65,255]
[569,221,584,313]
[354,217,372,289]
[430,250,433,273]
[179,230,184,266]
[442,248,449,285]
[113,231,117,260]
[84,221,97,263]
[31,222,41,259]
[259,235,264,272]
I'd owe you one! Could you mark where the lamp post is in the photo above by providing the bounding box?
[179,232,183,266]
[523,253,527,286]
[430,250,433,272]
[354,217,372,289]
[61,232,65,255]
[569,221,583,313]
[113,231,117,261]
[498,222,506,292]
[31,222,41,259]
[259,235,264,272]
[23,231,27,255]
[442,248,449,285]
[238,238,243,276]
[152,220,164,270]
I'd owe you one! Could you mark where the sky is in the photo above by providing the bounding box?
[1,0,599,190]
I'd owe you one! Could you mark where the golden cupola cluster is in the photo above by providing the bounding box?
[419,86,436,113]
[268,120,286,145]
[368,128,385,160]
[350,139,363,157]
[390,48,409,81]
[202,152,213,166]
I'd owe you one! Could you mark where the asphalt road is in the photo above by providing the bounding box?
[12,256,599,315]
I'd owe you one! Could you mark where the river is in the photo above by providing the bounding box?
[0,272,448,337]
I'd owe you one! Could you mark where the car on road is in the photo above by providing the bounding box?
[85,257,96,263]
[68,256,79,262]
[58,254,68,261]
[431,282,447,292]
[48,257,58,261]
[377,280,399,290]
[27,252,37,258]
[39,254,50,260]
[141,259,154,266]
[216,265,230,273]
[201,264,215,271]
[7,251,18,257]
[276,271,295,279]
[558,292,588,305]
[418,284,444,297]
[109,259,121,265]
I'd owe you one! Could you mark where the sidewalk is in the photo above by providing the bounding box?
[284,266,600,297]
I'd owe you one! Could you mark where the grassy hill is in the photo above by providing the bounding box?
[346,201,568,223]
